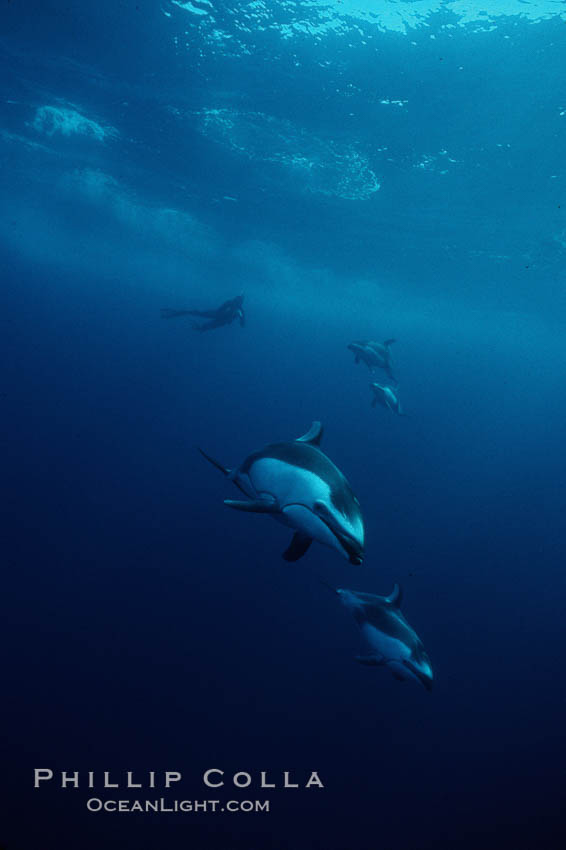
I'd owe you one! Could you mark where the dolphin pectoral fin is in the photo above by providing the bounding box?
[282,533,313,562]
[296,421,323,446]
[224,499,278,513]
[198,448,231,477]
[355,654,385,667]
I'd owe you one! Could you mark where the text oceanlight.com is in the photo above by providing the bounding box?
[86,798,270,813]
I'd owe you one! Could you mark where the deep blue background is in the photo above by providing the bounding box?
[2,2,566,848]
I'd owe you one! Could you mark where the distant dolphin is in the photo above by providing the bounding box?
[348,339,396,381]
[370,382,404,415]
[199,421,364,564]
[335,584,433,690]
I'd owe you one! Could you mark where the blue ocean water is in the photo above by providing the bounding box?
[2,2,566,848]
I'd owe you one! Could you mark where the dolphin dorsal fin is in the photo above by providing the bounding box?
[386,584,403,607]
[296,421,323,446]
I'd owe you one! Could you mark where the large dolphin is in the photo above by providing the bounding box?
[335,584,433,690]
[199,421,364,564]
[370,382,404,416]
[347,339,396,381]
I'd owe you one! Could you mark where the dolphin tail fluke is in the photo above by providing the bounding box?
[198,448,231,477]
[282,533,313,561]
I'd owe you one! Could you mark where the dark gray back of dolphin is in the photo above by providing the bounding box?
[240,441,357,517]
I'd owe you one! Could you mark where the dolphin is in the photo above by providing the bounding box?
[347,339,396,381]
[199,421,364,564]
[335,584,433,690]
[370,382,404,415]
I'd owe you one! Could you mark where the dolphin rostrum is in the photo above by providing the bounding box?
[199,421,364,564]
[370,382,404,415]
[347,339,396,381]
[335,584,433,690]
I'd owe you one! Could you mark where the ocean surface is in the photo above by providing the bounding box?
[2,2,566,849]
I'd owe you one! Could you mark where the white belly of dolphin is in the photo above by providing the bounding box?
[281,504,342,551]
[362,624,410,664]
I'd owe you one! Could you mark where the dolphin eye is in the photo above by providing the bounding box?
[314,500,329,517]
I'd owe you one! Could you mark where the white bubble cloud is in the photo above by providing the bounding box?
[32,105,119,142]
